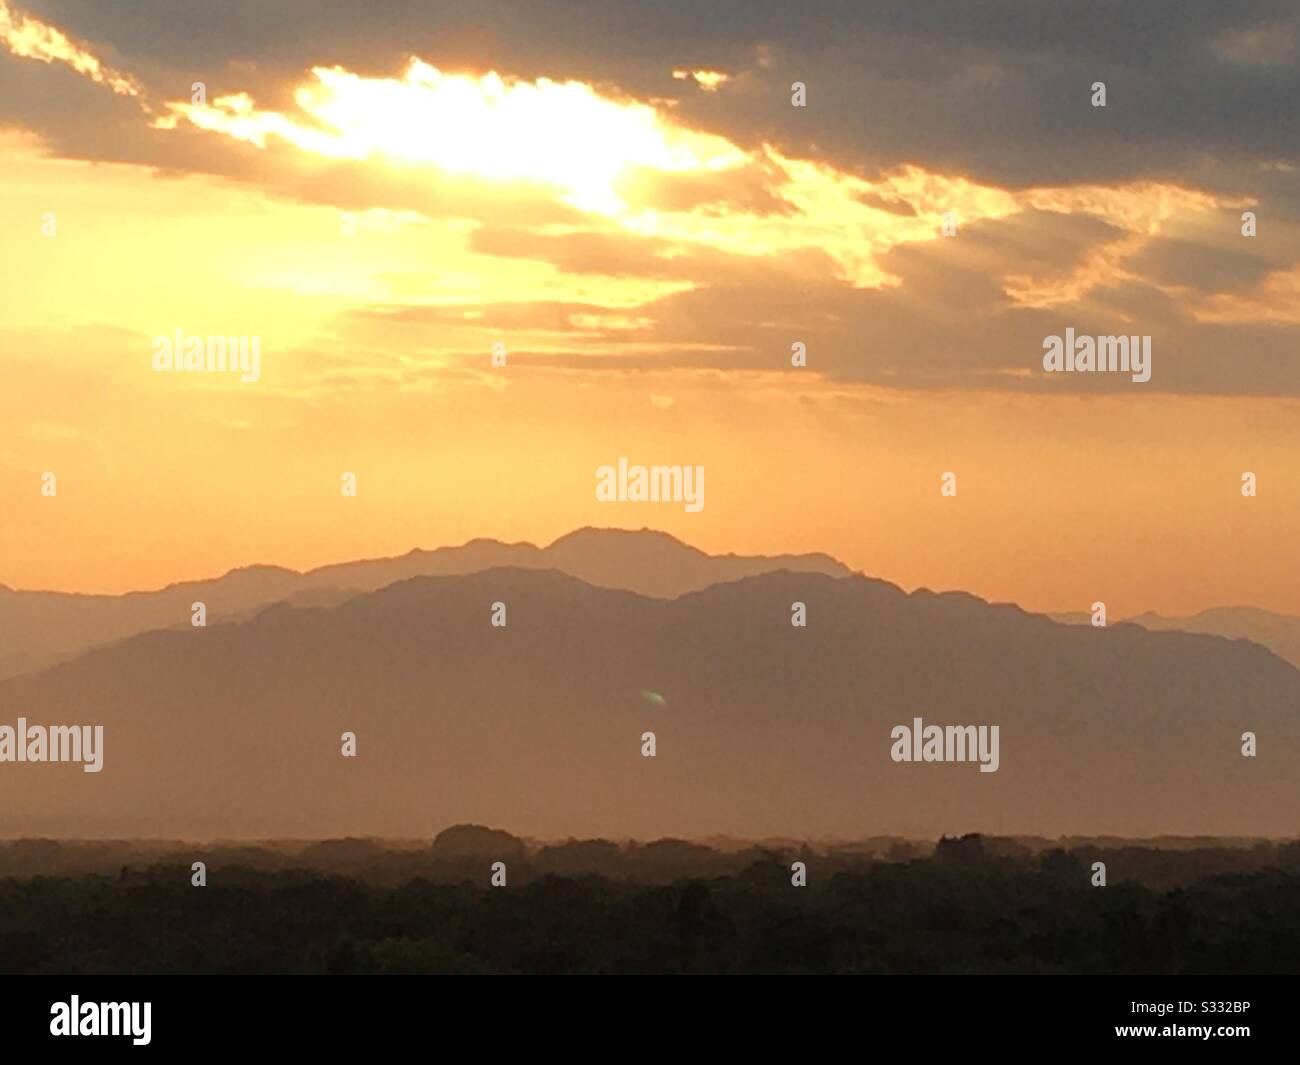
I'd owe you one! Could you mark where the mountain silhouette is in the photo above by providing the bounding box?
[1,567,1295,840]
[0,528,851,679]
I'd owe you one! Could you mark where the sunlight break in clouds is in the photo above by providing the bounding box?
[0,0,138,97]
[156,59,747,216]
[153,57,1225,291]
[150,58,1017,287]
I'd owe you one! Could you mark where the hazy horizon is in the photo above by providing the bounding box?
[3,525,1298,622]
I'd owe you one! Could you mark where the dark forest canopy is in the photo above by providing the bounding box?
[3,832,1300,975]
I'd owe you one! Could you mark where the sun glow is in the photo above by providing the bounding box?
[158,60,748,215]
[150,57,1229,291]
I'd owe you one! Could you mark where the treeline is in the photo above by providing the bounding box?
[2,833,1300,973]
[5,827,1300,887]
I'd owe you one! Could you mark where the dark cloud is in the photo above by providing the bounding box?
[1126,226,1295,292]
[15,0,1300,188]
[352,205,1300,395]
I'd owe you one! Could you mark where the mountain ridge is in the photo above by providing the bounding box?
[3,565,1295,840]
[0,528,854,679]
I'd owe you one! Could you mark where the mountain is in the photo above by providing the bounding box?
[0,529,852,679]
[540,528,850,597]
[1048,607,1300,669]
[2,568,1295,840]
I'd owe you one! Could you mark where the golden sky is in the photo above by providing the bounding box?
[1,0,1297,615]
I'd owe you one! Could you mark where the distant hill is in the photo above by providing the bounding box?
[1048,607,1300,668]
[1127,608,1300,670]
[2,568,1295,840]
[0,565,303,680]
[0,528,852,678]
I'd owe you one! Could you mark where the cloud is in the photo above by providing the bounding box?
[3,0,1296,396]
[0,0,138,96]
[1192,264,1300,325]
[12,0,1299,186]
[672,68,728,92]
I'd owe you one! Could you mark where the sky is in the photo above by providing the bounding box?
[1,0,1297,616]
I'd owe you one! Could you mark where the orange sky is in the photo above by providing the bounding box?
[1,3,1297,616]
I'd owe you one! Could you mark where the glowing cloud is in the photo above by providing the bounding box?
[153,59,1024,286]
[152,58,1238,294]
[1005,183,1226,307]
[672,68,729,91]
[1192,264,1300,325]
[0,0,138,96]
